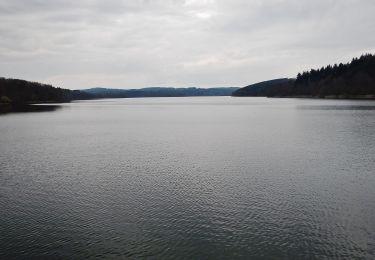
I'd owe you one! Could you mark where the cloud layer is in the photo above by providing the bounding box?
[1,0,374,89]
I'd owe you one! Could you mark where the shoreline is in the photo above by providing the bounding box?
[233,95,375,100]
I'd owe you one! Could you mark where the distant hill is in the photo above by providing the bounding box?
[232,78,294,97]
[0,78,237,110]
[82,87,239,98]
[0,77,93,106]
[233,54,375,98]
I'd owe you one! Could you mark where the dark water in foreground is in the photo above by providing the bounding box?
[0,97,374,259]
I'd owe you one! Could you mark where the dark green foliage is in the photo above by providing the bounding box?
[0,77,94,105]
[293,54,375,97]
[234,54,375,98]
[83,87,239,98]
[0,96,12,104]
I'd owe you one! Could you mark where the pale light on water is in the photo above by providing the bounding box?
[0,97,374,259]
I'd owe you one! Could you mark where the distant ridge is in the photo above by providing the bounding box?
[233,54,375,98]
[82,87,239,98]
[232,78,294,97]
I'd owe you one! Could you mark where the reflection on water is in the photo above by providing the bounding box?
[298,105,375,110]
[0,104,61,115]
[0,97,374,259]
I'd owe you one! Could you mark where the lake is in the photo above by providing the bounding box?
[0,97,374,259]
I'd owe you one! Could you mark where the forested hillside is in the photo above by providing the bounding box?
[0,77,93,105]
[232,78,294,97]
[233,54,375,98]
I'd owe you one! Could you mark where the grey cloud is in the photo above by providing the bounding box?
[0,0,374,89]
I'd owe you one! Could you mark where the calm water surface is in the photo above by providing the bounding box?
[0,97,374,259]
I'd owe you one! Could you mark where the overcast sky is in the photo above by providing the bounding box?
[0,0,374,89]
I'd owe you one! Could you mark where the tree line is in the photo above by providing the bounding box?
[233,53,375,98]
[82,87,239,98]
[0,77,93,106]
